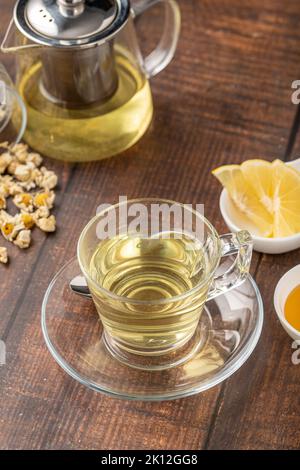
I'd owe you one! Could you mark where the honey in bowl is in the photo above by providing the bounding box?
[284,285,300,331]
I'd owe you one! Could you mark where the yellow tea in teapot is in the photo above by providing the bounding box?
[18,51,153,162]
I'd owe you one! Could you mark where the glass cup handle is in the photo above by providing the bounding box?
[207,231,253,301]
[132,0,181,78]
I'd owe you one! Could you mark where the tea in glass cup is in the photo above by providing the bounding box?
[78,199,253,370]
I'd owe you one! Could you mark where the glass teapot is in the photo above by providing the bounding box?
[1,0,180,162]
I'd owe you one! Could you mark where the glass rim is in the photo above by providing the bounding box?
[77,198,222,305]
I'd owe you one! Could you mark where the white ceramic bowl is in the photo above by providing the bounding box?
[219,159,300,254]
[274,265,300,341]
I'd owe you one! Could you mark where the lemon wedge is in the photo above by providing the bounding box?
[272,160,300,237]
[240,159,274,213]
[212,159,300,238]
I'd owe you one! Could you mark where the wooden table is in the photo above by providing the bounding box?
[1,0,300,450]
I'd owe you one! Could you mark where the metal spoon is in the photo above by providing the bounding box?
[70,275,92,298]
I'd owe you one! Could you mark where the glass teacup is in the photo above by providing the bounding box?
[77,199,253,370]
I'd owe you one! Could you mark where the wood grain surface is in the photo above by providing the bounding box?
[0,0,300,450]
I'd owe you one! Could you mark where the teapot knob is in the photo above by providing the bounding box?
[57,0,85,17]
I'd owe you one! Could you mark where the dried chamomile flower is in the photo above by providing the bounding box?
[0,142,9,149]
[0,142,58,260]
[15,150,28,163]
[12,212,31,229]
[0,152,13,174]
[1,221,17,241]
[14,162,36,183]
[10,143,28,158]
[36,214,56,232]
[19,168,41,191]
[2,213,25,240]
[0,186,7,199]
[13,229,31,249]
[32,206,50,221]
[13,164,28,180]
[7,160,18,175]
[20,179,37,192]
[35,166,58,190]
[10,143,27,152]
[28,166,41,179]
[0,246,8,264]
[27,152,43,167]
[0,186,8,199]
[0,176,12,198]
[0,174,12,184]
[13,193,34,212]
[34,191,55,209]
[0,195,6,210]
[0,210,11,225]
[15,149,28,163]
[8,182,23,196]
[20,213,35,230]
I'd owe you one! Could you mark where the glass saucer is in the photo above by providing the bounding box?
[41,257,264,401]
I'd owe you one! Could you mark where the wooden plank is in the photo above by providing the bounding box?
[1,0,300,450]
[204,1,300,448]
[206,253,300,450]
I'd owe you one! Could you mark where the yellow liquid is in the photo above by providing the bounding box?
[88,234,210,355]
[284,285,300,331]
[17,52,153,162]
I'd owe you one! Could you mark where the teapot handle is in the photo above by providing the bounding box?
[132,0,181,78]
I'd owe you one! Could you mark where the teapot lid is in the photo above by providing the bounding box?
[14,0,130,47]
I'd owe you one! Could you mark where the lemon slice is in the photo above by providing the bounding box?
[213,159,300,238]
[272,160,300,237]
[240,159,274,213]
[212,164,273,237]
